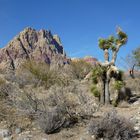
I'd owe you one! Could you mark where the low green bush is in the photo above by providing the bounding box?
[91,85,100,97]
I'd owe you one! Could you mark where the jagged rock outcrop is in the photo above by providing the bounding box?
[0,27,68,70]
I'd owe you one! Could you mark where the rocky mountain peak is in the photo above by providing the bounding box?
[0,27,68,70]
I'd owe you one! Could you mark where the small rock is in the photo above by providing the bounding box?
[15,128,22,134]
[134,126,140,131]
[23,131,31,135]
[80,137,86,140]
[32,128,37,131]
[0,129,11,137]
[91,135,96,139]
[133,101,140,106]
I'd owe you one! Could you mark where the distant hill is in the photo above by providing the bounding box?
[71,56,98,66]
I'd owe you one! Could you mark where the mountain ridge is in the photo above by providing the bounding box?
[0,27,68,70]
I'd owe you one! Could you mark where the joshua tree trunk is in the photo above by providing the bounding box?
[104,49,109,62]
[100,81,105,104]
[102,49,110,104]
[104,79,110,105]
[100,91,105,104]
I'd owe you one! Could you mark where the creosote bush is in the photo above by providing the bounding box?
[91,85,100,97]
[38,107,66,134]
[88,110,135,140]
[16,60,72,89]
[70,60,93,80]
[37,105,78,134]
[0,92,32,130]
[36,87,79,134]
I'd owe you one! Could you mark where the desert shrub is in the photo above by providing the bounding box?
[36,82,99,134]
[0,84,14,123]
[45,83,99,116]
[0,81,37,130]
[92,66,106,84]
[113,80,125,90]
[0,80,15,100]
[118,87,132,101]
[88,110,135,140]
[0,99,32,130]
[37,105,77,134]
[0,77,7,99]
[70,60,93,80]
[38,107,65,134]
[0,77,6,85]
[117,70,124,80]
[4,71,16,82]
[125,77,140,94]
[16,90,40,114]
[13,85,79,134]
[0,89,39,130]
[16,60,71,89]
[91,85,100,97]
[5,79,98,134]
[110,86,132,107]
[37,92,78,134]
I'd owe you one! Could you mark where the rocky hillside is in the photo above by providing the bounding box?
[0,27,68,70]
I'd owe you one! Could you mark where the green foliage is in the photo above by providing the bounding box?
[0,78,6,86]
[91,85,100,97]
[117,29,128,45]
[91,66,105,98]
[111,45,116,51]
[114,70,124,81]
[70,60,93,80]
[114,80,124,90]
[108,35,115,42]
[98,38,110,50]
[112,100,118,107]
[98,27,127,51]
[92,66,106,83]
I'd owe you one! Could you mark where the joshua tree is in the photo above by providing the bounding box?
[129,47,140,78]
[120,48,140,78]
[92,27,127,105]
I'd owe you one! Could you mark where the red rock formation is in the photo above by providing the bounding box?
[0,27,69,70]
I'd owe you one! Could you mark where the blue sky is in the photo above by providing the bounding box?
[0,0,140,68]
